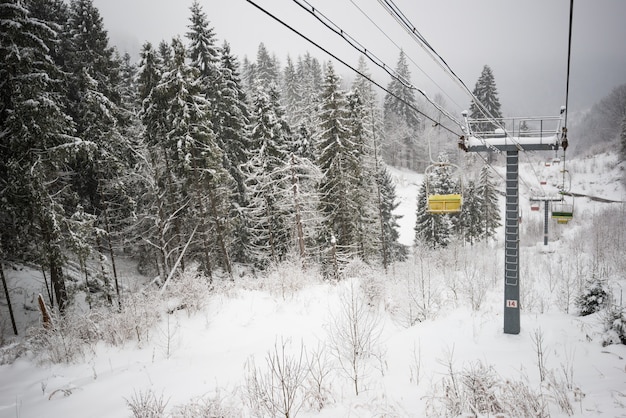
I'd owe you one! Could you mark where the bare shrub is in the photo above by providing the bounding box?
[116,289,162,347]
[126,389,168,418]
[240,257,320,299]
[531,328,549,383]
[543,370,575,416]
[499,379,548,418]
[387,260,443,327]
[304,343,334,412]
[165,262,211,315]
[327,278,384,396]
[426,356,549,418]
[245,338,309,417]
[343,259,385,307]
[461,361,503,415]
[170,389,242,417]
[0,340,28,365]
[28,310,99,364]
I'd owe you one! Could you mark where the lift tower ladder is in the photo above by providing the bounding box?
[459,108,567,335]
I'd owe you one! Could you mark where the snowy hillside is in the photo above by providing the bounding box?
[1,153,625,418]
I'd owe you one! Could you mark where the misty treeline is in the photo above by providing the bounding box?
[0,0,502,314]
[569,83,626,162]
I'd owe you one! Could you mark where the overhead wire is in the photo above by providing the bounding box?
[347,0,465,113]
[291,0,465,133]
[560,0,574,191]
[244,0,462,137]
[376,0,524,153]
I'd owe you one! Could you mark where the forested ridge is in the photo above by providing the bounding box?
[1,0,501,312]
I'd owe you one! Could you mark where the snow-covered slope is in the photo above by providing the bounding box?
[1,153,625,418]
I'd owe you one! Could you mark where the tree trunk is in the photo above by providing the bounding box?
[208,185,232,278]
[49,249,68,313]
[103,210,121,309]
[291,155,306,266]
[0,263,18,335]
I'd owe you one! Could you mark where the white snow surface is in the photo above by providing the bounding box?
[1,152,625,418]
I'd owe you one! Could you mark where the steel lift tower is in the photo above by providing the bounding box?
[459,108,568,334]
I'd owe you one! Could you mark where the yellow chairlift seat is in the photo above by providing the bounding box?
[427,193,462,214]
[551,202,573,224]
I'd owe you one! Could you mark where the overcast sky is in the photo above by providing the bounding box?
[94,0,626,119]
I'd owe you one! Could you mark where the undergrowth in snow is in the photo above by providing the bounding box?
[1,153,625,418]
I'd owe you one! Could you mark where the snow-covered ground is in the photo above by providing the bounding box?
[1,152,625,418]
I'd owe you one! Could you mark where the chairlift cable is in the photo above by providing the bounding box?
[291,0,466,133]
[244,0,462,137]
[561,0,574,191]
[347,0,466,113]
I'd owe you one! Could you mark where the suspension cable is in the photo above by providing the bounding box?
[291,0,466,132]
[347,0,465,112]
[561,0,574,190]
[244,0,463,137]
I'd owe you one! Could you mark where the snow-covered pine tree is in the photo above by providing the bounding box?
[61,0,139,305]
[316,62,363,275]
[469,65,503,136]
[282,55,300,128]
[352,56,406,267]
[255,42,280,88]
[478,166,501,241]
[0,0,83,311]
[383,50,423,170]
[458,180,482,245]
[244,86,293,267]
[159,37,234,277]
[135,41,183,281]
[186,1,220,81]
[158,40,173,68]
[241,56,257,96]
[293,52,323,145]
[217,41,253,264]
[377,166,407,263]
[346,90,379,263]
[576,275,608,316]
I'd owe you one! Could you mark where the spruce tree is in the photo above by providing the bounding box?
[159,37,233,277]
[478,165,501,240]
[469,65,503,134]
[383,50,423,170]
[346,90,378,262]
[1,0,80,311]
[294,52,322,139]
[255,42,279,88]
[282,55,300,127]
[458,180,482,245]
[377,166,407,263]
[244,86,292,267]
[316,62,362,273]
[217,41,253,263]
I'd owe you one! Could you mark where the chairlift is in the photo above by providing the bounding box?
[530,203,540,212]
[545,161,551,167]
[425,163,463,214]
[551,169,574,223]
[551,198,574,224]
[540,180,547,185]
